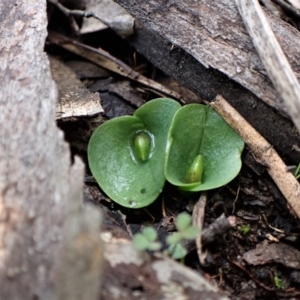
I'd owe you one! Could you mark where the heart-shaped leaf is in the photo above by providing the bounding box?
[88,98,181,208]
[165,104,244,191]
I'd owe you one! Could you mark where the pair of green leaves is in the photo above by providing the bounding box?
[88,98,244,208]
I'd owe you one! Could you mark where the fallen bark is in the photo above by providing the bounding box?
[49,55,103,119]
[101,233,229,300]
[115,0,300,163]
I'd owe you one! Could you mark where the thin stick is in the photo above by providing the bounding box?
[211,95,300,219]
[227,256,275,292]
[47,31,185,104]
[48,0,110,27]
[235,0,300,134]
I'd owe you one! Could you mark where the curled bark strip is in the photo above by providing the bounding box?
[211,95,300,219]
[235,0,300,134]
[192,193,207,264]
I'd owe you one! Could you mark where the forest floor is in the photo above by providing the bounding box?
[47,1,300,299]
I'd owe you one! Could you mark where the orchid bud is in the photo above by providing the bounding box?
[133,131,151,161]
[185,154,203,184]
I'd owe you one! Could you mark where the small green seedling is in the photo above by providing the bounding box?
[132,212,199,260]
[294,162,300,179]
[88,98,244,208]
[239,224,251,235]
[274,273,285,289]
[132,227,162,251]
[166,212,199,259]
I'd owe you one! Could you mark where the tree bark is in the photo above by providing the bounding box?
[0,1,102,299]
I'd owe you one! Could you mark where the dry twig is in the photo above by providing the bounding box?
[211,95,300,219]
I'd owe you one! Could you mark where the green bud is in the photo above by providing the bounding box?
[185,154,204,184]
[133,131,151,161]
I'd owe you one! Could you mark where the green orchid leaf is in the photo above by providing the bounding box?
[165,104,244,191]
[88,98,181,208]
